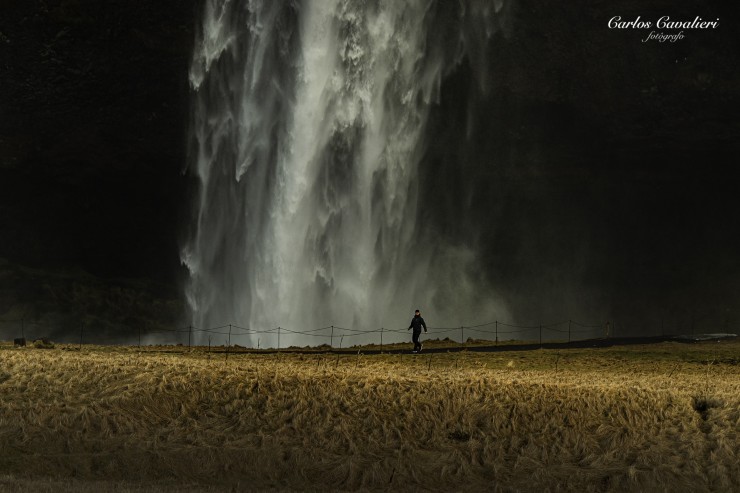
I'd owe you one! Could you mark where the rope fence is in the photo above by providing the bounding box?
[0,315,717,352]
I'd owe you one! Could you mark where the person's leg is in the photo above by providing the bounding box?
[413,330,421,352]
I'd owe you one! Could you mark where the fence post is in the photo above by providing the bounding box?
[278,326,281,352]
[330,325,334,349]
[495,320,498,345]
[539,324,542,347]
[568,320,571,343]
[188,325,192,349]
[461,326,464,347]
[226,324,232,360]
[380,327,383,353]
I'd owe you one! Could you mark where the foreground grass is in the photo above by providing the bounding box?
[0,340,738,492]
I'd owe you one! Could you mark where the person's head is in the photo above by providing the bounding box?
[415,309,420,316]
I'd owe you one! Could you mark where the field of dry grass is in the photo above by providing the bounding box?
[0,339,738,492]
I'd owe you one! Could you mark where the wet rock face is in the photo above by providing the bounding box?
[1,0,738,331]
[1,0,195,280]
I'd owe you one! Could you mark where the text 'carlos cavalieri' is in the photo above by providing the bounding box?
[608,16,720,43]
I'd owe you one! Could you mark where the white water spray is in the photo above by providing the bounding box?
[183,0,510,346]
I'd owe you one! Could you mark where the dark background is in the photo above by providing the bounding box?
[1,0,738,340]
[419,0,740,333]
[1,0,195,339]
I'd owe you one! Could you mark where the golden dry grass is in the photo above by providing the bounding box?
[0,340,738,492]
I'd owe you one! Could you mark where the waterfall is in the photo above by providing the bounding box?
[182,0,510,346]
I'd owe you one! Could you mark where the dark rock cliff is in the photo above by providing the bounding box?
[1,0,194,279]
[1,0,738,337]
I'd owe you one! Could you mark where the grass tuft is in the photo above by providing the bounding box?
[31,338,55,349]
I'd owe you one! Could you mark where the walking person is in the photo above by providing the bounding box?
[408,309,427,353]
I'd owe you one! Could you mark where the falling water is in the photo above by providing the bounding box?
[182,0,510,346]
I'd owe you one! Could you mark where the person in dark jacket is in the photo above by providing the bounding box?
[408,309,427,353]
